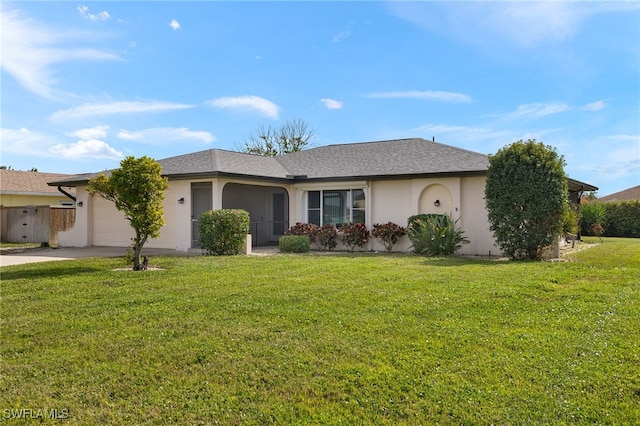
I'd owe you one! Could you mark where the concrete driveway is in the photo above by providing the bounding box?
[0,246,200,267]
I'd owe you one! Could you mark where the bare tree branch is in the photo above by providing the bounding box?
[236,119,315,156]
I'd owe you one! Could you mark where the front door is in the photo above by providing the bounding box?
[271,192,286,240]
[191,182,212,248]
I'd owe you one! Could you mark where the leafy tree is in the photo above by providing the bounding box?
[485,139,568,260]
[236,118,315,156]
[88,156,169,270]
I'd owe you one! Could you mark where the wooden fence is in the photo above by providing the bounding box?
[0,206,75,245]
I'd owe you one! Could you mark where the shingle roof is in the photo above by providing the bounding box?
[598,185,640,202]
[1,170,76,195]
[50,138,598,188]
[159,149,291,179]
[49,138,492,186]
[276,138,490,179]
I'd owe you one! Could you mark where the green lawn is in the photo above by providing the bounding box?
[1,238,639,425]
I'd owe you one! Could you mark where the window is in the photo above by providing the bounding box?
[307,189,365,226]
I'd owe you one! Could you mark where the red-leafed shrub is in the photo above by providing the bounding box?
[317,224,338,251]
[338,223,370,252]
[285,222,320,245]
[371,222,407,252]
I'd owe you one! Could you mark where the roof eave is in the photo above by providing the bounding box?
[567,178,598,192]
[167,172,293,184]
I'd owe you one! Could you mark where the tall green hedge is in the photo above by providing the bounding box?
[198,209,250,255]
[603,201,640,238]
[580,201,640,238]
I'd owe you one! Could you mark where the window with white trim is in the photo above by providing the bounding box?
[307,189,365,226]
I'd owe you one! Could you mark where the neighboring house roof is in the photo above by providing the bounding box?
[598,185,640,202]
[1,170,76,196]
[47,138,597,190]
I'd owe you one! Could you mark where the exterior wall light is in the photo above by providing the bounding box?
[178,197,185,204]
[77,201,83,207]
[434,199,440,207]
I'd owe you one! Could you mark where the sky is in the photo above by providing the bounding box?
[1,1,639,197]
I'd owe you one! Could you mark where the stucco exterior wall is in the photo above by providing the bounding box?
[368,180,412,252]
[58,175,501,255]
[459,176,502,256]
[58,187,90,247]
[369,177,465,253]
[345,176,499,255]
[59,185,181,250]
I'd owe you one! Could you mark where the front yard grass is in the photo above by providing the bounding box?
[1,237,638,424]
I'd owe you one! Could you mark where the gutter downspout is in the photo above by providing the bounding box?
[57,186,76,202]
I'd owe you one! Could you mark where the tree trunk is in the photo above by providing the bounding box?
[132,244,143,270]
[131,231,148,271]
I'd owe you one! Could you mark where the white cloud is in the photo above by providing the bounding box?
[77,4,110,22]
[411,124,511,145]
[50,101,195,121]
[497,103,571,120]
[581,100,606,112]
[367,90,472,103]
[332,28,351,43]
[118,127,215,144]
[169,19,180,30]
[207,95,280,119]
[68,125,110,140]
[320,98,343,110]
[0,127,121,161]
[0,5,120,99]
[607,134,640,142]
[0,128,54,156]
[49,139,123,160]
[388,2,639,50]
[592,144,640,179]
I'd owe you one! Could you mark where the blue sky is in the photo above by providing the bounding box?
[1,1,638,196]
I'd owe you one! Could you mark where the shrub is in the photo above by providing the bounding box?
[371,222,407,252]
[407,214,469,256]
[561,205,580,238]
[198,209,250,255]
[580,202,607,236]
[591,223,604,242]
[485,139,568,260]
[316,224,338,251]
[279,235,310,253]
[285,222,320,245]
[408,214,441,228]
[603,200,640,238]
[338,223,370,252]
[408,214,451,255]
